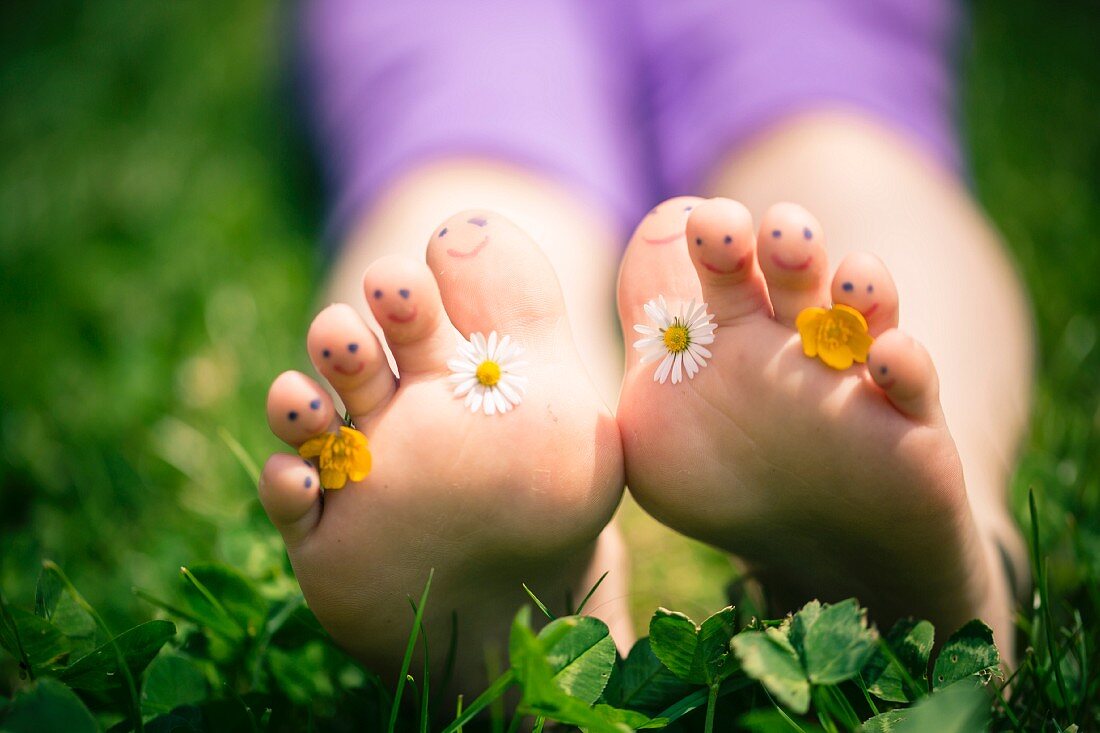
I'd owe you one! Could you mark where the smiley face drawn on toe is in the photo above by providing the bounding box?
[634,196,704,246]
[832,253,898,330]
[372,287,419,324]
[770,252,814,271]
[322,343,365,378]
[757,204,826,282]
[701,256,747,275]
[439,216,491,258]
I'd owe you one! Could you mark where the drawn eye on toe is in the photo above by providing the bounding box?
[683,205,693,211]
[347,343,359,353]
[321,349,331,359]
[438,227,448,237]
[724,235,732,245]
[867,284,874,293]
[879,365,889,375]
[373,289,383,299]
[772,229,782,238]
[803,227,813,239]
[467,216,487,227]
[309,399,321,410]
[287,410,298,421]
[842,282,854,292]
[695,237,703,246]
[399,288,410,299]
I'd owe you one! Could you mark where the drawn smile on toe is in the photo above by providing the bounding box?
[879,378,897,389]
[446,236,489,258]
[332,362,365,376]
[643,232,684,245]
[771,253,813,271]
[387,307,418,324]
[863,303,879,317]
[702,256,747,275]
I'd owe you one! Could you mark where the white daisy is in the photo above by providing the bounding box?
[447,331,528,415]
[633,295,717,384]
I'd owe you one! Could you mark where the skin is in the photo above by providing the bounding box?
[260,111,1030,686]
[261,211,626,693]
[618,195,1005,658]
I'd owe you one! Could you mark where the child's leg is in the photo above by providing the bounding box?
[264,0,641,686]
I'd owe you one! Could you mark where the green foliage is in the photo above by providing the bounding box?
[649,606,737,686]
[862,619,934,703]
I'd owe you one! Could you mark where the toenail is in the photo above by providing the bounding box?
[310,398,321,410]
[803,227,813,239]
[399,288,410,299]
[348,342,359,353]
[439,227,448,237]
[304,476,312,489]
[373,289,382,299]
[322,349,331,358]
[288,411,298,421]
[724,235,732,245]
[695,237,703,246]
[772,229,781,238]
[842,282,854,292]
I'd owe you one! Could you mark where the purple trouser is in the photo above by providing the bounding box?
[299,0,960,244]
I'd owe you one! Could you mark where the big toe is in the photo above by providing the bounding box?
[867,329,942,421]
[425,209,569,359]
[617,195,705,368]
[685,197,770,322]
[757,202,830,327]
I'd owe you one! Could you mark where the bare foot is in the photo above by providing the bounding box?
[616,196,1012,657]
[260,210,627,690]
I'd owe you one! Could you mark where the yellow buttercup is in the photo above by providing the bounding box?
[299,426,372,489]
[796,304,874,370]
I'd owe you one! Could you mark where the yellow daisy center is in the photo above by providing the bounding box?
[663,323,689,353]
[476,359,501,387]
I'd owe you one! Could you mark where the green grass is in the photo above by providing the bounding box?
[1,0,1099,729]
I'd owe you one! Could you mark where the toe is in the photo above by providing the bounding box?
[425,209,568,355]
[831,252,899,337]
[617,196,706,368]
[867,329,941,421]
[267,370,341,446]
[307,304,395,419]
[363,255,456,376]
[757,202,830,327]
[685,197,770,322]
[259,453,322,548]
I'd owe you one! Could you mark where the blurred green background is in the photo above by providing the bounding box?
[1,0,1098,661]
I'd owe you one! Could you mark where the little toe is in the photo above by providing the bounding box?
[832,252,900,337]
[363,255,455,376]
[867,329,941,421]
[685,197,770,322]
[757,202,830,327]
[425,209,568,356]
[259,453,322,548]
[267,370,341,446]
[307,304,395,418]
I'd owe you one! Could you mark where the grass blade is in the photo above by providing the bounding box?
[1028,489,1071,712]
[521,583,555,621]
[574,571,608,616]
[440,671,516,733]
[389,568,434,733]
[218,426,260,484]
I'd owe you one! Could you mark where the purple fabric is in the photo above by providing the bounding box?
[299,0,960,244]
